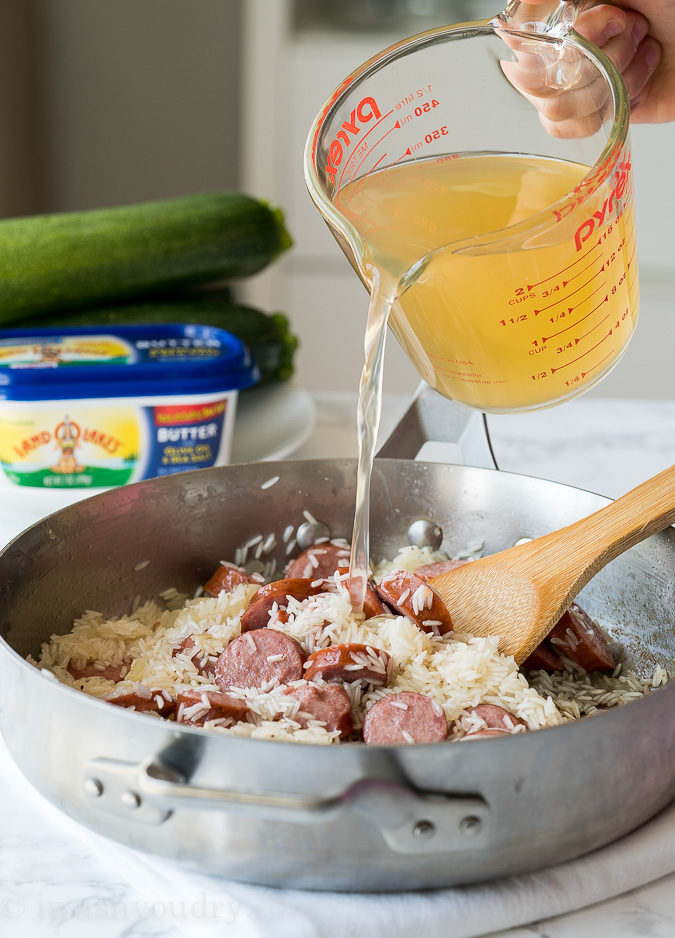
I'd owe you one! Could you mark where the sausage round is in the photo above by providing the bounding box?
[548,602,616,672]
[363,588,389,619]
[461,703,526,736]
[176,689,250,726]
[304,643,390,686]
[240,577,322,632]
[284,683,353,737]
[522,641,563,672]
[107,687,176,716]
[173,635,217,677]
[333,566,388,619]
[215,629,306,691]
[376,570,453,635]
[414,559,468,581]
[68,661,128,682]
[204,562,261,597]
[459,729,512,740]
[286,542,351,579]
[362,691,447,745]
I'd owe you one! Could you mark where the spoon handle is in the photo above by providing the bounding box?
[532,463,675,591]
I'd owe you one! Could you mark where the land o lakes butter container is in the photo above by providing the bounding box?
[0,324,258,489]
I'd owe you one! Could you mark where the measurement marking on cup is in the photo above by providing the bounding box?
[525,241,601,290]
[337,109,395,189]
[574,311,612,344]
[565,254,605,285]
[551,329,613,373]
[534,274,606,315]
[370,152,388,173]
[541,295,608,342]
[564,349,616,387]
[395,140,425,162]
[626,237,637,270]
[345,123,400,185]
[579,349,614,378]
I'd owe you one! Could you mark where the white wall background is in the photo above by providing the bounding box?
[0,0,242,213]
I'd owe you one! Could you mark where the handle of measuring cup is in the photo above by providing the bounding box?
[497,0,590,35]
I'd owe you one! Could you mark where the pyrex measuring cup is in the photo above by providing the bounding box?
[304,0,638,412]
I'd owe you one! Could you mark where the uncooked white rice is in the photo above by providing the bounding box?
[31,542,670,745]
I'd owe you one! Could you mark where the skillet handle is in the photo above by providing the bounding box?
[376,382,497,468]
[84,752,491,856]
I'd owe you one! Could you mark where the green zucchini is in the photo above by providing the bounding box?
[10,292,299,385]
[0,192,292,321]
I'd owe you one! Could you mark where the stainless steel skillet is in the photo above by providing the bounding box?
[0,458,673,891]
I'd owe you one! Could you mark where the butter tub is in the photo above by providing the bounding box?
[0,324,258,490]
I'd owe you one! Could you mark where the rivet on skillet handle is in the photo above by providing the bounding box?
[346,781,490,855]
[296,520,331,550]
[84,758,172,825]
[408,519,443,550]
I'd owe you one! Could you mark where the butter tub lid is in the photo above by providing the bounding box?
[0,324,259,401]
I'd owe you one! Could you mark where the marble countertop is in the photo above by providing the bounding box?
[0,391,673,938]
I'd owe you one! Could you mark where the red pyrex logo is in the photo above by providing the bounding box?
[325,96,382,186]
[554,158,632,252]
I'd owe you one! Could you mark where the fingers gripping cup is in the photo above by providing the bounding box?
[304,0,638,413]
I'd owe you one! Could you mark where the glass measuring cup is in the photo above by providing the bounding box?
[304,0,638,413]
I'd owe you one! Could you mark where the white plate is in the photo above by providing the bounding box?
[231,383,315,463]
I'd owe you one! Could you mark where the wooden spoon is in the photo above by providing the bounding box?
[429,464,675,663]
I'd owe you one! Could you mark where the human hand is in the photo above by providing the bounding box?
[603,0,675,122]
[499,1,670,136]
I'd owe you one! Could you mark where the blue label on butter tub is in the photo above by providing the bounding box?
[149,399,227,476]
[0,324,258,401]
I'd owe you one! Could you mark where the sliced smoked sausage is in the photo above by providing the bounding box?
[363,691,447,745]
[460,703,526,736]
[414,559,468,580]
[303,643,390,686]
[333,566,388,619]
[363,588,389,619]
[240,577,323,632]
[286,542,351,579]
[548,602,615,672]
[459,729,513,740]
[204,562,261,597]
[173,635,217,677]
[284,683,353,737]
[107,687,175,716]
[215,629,306,691]
[376,570,453,635]
[522,641,563,672]
[176,689,250,726]
[68,661,128,682]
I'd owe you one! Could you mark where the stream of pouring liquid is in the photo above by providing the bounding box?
[348,268,395,611]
